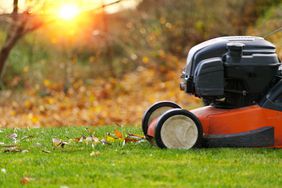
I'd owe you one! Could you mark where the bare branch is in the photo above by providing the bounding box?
[13,0,19,15]
[102,0,122,8]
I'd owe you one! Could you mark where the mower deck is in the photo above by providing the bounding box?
[146,105,281,148]
[191,105,281,148]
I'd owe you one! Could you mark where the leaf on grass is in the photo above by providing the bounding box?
[85,136,100,144]
[124,133,146,143]
[20,135,34,141]
[20,177,33,185]
[114,129,123,139]
[42,149,51,153]
[105,134,116,143]
[52,138,61,146]
[8,133,18,144]
[52,138,68,148]
[90,151,100,157]
[100,138,109,145]
[73,136,85,143]
[60,142,68,148]
[8,133,17,139]
[127,133,145,139]
[4,146,22,153]
[0,144,17,148]
[124,137,139,143]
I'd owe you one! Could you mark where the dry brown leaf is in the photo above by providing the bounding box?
[124,137,139,143]
[73,136,85,143]
[20,177,33,185]
[127,133,145,139]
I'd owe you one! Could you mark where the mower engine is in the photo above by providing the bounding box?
[180,36,280,108]
[142,36,282,149]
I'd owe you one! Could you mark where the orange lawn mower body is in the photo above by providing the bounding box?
[146,104,282,148]
[142,36,282,149]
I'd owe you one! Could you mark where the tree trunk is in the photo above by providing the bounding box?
[0,25,24,79]
[0,0,23,81]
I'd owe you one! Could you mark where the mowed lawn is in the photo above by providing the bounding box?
[0,126,282,188]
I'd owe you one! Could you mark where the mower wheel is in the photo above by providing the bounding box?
[142,101,181,139]
[155,109,203,149]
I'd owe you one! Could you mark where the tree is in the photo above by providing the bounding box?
[0,0,43,81]
[0,0,123,86]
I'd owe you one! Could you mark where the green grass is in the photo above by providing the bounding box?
[0,126,282,188]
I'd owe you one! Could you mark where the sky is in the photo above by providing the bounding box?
[0,0,140,14]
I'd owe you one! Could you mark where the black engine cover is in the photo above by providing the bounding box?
[181,36,281,108]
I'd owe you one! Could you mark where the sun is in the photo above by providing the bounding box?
[58,4,79,20]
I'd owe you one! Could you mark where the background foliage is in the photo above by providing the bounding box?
[0,0,281,127]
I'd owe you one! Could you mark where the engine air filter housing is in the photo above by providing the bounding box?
[181,36,281,108]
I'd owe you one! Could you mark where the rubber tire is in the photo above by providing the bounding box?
[155,109,203,149]
[142,101,181,138]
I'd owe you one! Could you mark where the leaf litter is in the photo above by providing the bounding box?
[2,126,146,154]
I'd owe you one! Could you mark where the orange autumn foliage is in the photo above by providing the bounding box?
[0,65,201,128]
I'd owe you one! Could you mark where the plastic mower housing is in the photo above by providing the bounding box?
[142,36,282,149]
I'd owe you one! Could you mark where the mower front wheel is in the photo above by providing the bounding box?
[142,101,181,140]
[155,109,203,149]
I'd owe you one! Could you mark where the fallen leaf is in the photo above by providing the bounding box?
[4,146,22,153]
[127,133,145,139]
[60,141,68,148]
[124,133,146,143]
[124,137,139,143]
[21,135,34,141]
[85,136,100,144]
[0,144,17,148]
[8,133,17,139]
[42,149,51,153]
[114,129,123,139]
[100,139,109,145]
[20,177,32,185]
[73,136,85,143]
[52,138,61,147]
[105,134,116,143]
[90,151,100,157]
[52,138,68,148]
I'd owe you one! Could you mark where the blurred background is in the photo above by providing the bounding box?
[0,0,281,127]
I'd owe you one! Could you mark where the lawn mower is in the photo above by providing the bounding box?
[142,36,282,149]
